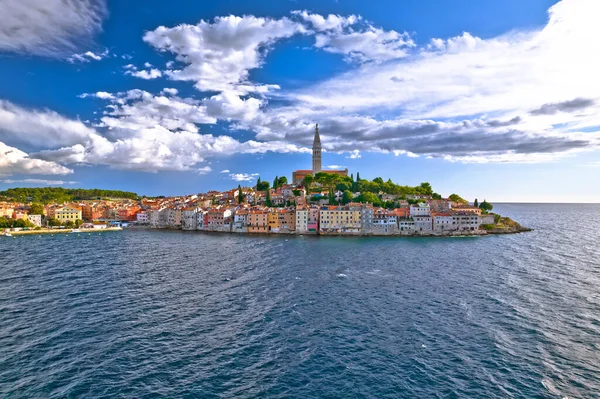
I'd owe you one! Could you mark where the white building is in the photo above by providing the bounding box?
[181,209,200,230]
[433,214,454,233]
[28,214,43,227]
[410,203,431,217]
[296,208,308,233]
[136,211,149,224]
[413,215,433,233]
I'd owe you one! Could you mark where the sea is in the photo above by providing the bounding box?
[1,203,599,398]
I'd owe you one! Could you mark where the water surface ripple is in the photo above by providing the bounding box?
[1,204,599,398]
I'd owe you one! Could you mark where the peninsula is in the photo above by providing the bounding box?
[1,126,529,238]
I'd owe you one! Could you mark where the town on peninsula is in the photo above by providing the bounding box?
[1,125,529,237]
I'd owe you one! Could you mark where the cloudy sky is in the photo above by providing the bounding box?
[1,0,599,202]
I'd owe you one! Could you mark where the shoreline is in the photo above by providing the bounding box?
[129,225,531,237]
[3,227,123,236]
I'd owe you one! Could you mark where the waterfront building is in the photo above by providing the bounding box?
[413,215,433,233]
[167,208,182,228]
[181,208,199,230]
[233,208,249,233]
[372,209,398,234]
[450,211,481,231]
[55,206,82,223]
[248,209,268,233]
[27,214,43,227]
[319,205,361,234]
[136,211,149,224]
[433,213,454,233]
[296,207,308,233]
[207,208,232,232]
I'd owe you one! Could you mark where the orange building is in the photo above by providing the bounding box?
[248,209,268,233]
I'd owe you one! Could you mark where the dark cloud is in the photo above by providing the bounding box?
[530,98,595,116]
[268,115,592,159]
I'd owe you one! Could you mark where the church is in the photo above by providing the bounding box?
[292,124,349,184]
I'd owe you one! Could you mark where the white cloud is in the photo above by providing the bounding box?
[326,165,346,169]
[347,150,361,159]
[128,68,163,80]
[0,0,107,57]
[220,169,230,173]
[0,99,97,148]
[79,91,115,100]
[0,178,77,185]
[292,10,359,31]
[68,49,109,63]
[143,15,305,93]
[228,173,259,182]
[294,10,414,63]
[0,141,73,176]
[160,88,178,96]
[197,166,212,174]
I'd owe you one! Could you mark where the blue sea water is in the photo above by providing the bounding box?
[1,203,599,398]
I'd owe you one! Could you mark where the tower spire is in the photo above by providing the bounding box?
[312,123,322,175]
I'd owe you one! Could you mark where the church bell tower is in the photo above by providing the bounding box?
[312,124,322,175]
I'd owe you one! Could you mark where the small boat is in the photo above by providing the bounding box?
[71,229,82,233]
[3,233,12,237]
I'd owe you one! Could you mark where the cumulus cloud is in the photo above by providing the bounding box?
[0,0,107,57]
[0,99,97,149]
[128,68,163,80]
[143,15,305,93]
[160,88,179,96]
[220,169,230,173]
[228,173,259,182]
[0,141,73,176]
[294,10,414,62]
[16,91,309,173]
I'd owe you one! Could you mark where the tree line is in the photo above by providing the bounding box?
[0,187,139,204]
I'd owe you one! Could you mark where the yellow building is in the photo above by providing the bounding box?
[55,206,82,223]
[319,205,361,233]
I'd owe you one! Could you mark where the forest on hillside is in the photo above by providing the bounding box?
[0,187,139,204]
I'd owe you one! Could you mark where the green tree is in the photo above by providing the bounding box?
[342,190,353,204]
[273,176,279,189]
[237,185,244,204]
[75,219,83,227]
[449,193,468,204]
[65,220,75,228]
[351,173,354,182]
[356,172,360,181]
[474,198,479,207]
[328,189,336,205]
[277,176,288,187]
[356,192,380,206]
[432,193,442,200]
[479,200,493,212]
[265,190,272,207]
[29,203,45,215]
[256,180,270,191]
[47,218,61,227]
[303,174,313,193]
[418,182,433,196]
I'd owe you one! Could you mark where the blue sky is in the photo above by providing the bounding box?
[1,0,599,202]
